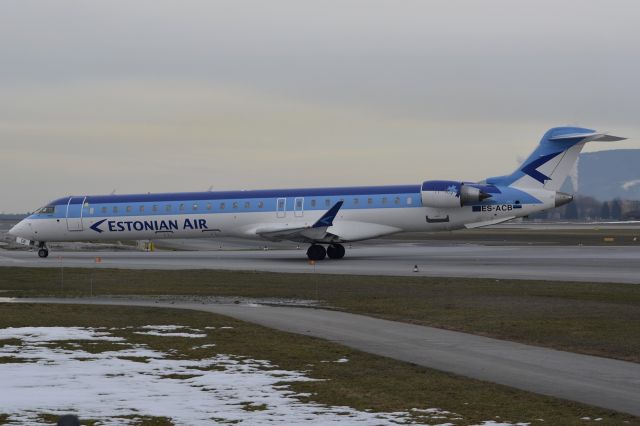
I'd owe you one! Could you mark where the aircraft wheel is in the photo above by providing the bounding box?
[38,248,49,258]
[307,244,326,261]
[327,243,345,259]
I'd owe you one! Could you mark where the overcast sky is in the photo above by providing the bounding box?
[1,0,639,212]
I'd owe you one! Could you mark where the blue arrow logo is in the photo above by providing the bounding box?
[90,219,107,233]
[521,152,562,184]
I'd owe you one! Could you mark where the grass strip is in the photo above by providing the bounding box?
[1,267,639,362]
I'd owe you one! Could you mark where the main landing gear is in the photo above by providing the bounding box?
[306,244,345,261]
[37,242,49,258]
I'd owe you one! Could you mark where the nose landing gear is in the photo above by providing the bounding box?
[306,243,345,261]
[37,243,49,258]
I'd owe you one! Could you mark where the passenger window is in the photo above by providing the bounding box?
[232,202,238,209]
[179,204,185,211]
[139,205,144,213]
[192,203,198,211]
[406,197,413,205]
[152,205,158,212]
[89,207,95,215]
[206,202,212,210]
[220,202,225,210]
[295,198,303,209]
[310,199,316,208]
[394,197,400,205]
[165,204,172,212]
[258,201,264,208]
[368,198,373,205]
[113,206,118,213]
[353,198,359,205]
[101,206,107,214]
[126,206,132,213]
[325,199,331,207]
[382,197,388,205]
[244,201,250,209]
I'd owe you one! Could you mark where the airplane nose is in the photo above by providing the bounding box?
[8,221,28,239]
[8,223,19,237]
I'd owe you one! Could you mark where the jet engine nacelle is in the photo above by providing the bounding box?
[421,180,492,208]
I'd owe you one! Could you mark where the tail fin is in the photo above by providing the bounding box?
[486,127,625,190]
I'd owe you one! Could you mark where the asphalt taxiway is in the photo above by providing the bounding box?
[1,243,639,283]
[10,297,640,416]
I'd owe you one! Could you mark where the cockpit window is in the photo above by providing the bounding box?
[37,206,55,214]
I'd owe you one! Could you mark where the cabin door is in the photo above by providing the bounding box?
[294,197,304,217]
[276,198,286,218]
[66,196,86,231]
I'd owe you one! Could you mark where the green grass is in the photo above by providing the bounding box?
[1,267,639,363]
[0,303,637,425]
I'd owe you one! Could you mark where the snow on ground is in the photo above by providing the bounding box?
[0,326,124,342]
[140,325,189,330]
[321,357,349,364]
[133,331,207,338]
[134,324,207,338]
[1,326,526,425]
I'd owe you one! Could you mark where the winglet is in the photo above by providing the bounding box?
[312,201,343,228]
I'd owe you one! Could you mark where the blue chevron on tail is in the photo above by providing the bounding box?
[486,127,625,190]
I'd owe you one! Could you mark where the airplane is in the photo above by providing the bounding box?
[9,126,625,261]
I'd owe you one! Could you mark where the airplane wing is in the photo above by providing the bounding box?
[255,201,344,243]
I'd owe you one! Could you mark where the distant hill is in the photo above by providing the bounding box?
[575,149,640,201]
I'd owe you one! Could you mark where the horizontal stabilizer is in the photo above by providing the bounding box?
[550,132,626,142]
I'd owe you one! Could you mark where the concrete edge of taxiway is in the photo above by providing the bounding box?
[4,297,640,417]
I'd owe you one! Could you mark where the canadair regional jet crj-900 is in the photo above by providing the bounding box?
[9,127,625,261]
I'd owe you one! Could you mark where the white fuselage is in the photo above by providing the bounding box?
[11,186,555,244]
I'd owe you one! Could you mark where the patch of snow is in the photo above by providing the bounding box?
[0,327,124,342]
[320,358,349,364]
[193,344,217,349]
[133,331,207,338]
[0,327,530,425]
[140,325,189,330]
[475,423,530,426]
[220,326,234,329]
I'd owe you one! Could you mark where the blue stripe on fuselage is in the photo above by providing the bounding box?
[32,185,422,219]
[49,185,420,205]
